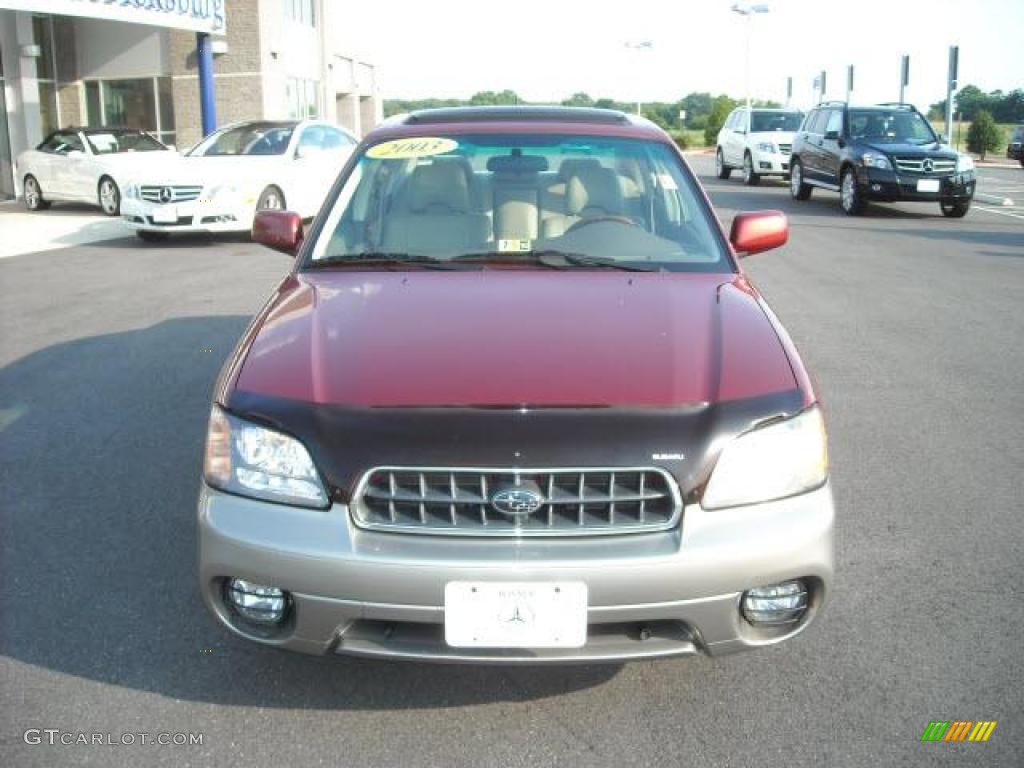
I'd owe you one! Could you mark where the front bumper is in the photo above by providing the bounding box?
[857,167,976,202]
[121,197,254,234]
[751,151,790,176]
[198,480,834,663]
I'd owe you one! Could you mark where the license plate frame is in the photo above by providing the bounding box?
[916,178,941,193]
[151,205,178,223]
[444,581,588,649]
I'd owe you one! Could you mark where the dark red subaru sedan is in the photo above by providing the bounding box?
[200,107,833,663]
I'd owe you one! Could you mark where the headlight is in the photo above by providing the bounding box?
[203,406,329,508]
[702,406,828,510]
[956,154,974,172]
[756,142,776,154]
[861,152,891,170]
[209,183,240,199]
[125,183,139,199]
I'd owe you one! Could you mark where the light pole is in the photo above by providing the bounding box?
[731,3,770,132]
[624,40,653,116]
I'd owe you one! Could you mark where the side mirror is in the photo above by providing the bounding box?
[729,210,788,256]
[936,133,947,144]
[824,130,841,141]
[166,144,177,152]
[252,210,303,256]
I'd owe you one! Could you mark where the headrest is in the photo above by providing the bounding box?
[409,160,471,213]
[566,165,623,216]
[557,157,602,181]
[486,154,548,175]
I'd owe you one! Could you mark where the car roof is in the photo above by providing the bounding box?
[370,106,665,142]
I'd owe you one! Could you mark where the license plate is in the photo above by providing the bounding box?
[151,205,177,223]
[916,179,941,193]
[444,582,587,648]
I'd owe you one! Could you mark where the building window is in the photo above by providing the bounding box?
[82,77,176,147]
[286,78,320,119]
[285,0,317,26]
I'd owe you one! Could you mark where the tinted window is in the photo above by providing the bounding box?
[806,111,827,135]
[40,132,84,154]
[847,110,937,145]
[189,122,296,156]
[751,112,804,132]
[825,110,843,136]
[85,130,167,154]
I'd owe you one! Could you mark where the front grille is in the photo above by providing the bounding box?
[140,185,203,203]
[778,143,792,155]
[350,467,681,536]
[894,157,955,174]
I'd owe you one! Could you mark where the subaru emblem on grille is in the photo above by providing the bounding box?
[159,186,173,203]
[922,159,934,174]
[491,487,544,517]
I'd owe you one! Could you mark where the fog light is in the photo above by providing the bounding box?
[742,580,808,626]
[225,578,288,624]
[871,183,882,192]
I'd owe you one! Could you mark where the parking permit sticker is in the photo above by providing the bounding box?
[366,137,459,160]
[498,239,531,252]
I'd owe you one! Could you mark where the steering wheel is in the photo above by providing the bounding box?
[565,215,640,234]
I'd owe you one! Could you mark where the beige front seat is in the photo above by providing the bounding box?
[382,160,489,255]
[541,164,625,238]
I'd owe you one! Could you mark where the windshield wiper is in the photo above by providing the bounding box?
[309,252,468,270]
[452,250,663,272]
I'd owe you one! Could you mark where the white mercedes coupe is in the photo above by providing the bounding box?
[16,128,178,216]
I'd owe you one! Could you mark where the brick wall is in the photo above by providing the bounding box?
[170,0,264,148]
[53,17,81,127]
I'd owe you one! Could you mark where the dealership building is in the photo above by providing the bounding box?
[0,0,382,199]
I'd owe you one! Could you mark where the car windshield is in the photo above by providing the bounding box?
[85,131,167,154]
[188,122,296,156]
[751,112,803,132]
[848,110,938,145]
[308,132,728,272]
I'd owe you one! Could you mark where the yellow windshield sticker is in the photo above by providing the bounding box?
[366,137,459,160]
[498,239,531,253]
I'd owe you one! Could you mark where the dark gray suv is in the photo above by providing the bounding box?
[789,102,976,217]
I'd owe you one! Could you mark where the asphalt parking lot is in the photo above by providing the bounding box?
[1,156,1022,767]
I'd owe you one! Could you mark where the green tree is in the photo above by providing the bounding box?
[561,92,595,108]
[468,90,521,106]
[966,110,1003,160]
[704,95,738,147]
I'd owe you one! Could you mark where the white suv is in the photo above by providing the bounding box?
[716,108,804,185]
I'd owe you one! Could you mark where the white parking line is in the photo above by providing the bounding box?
[974,205,1024,221]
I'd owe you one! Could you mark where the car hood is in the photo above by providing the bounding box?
[860,141,957,158]
[750,130,797,145]
[230,270,797,408]
[126,155,283,185]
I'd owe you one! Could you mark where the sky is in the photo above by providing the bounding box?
[335,0,1024,110]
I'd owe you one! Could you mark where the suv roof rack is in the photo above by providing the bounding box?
[815,100,847,108]
[403,106,632,126]
[874,102,916,110]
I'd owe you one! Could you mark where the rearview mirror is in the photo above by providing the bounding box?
[252,210,303,256]
[729,210,788,256]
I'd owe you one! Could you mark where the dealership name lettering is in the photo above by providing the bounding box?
[69,0,226,31]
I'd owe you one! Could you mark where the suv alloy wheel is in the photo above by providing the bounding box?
[790,160,812,200]
[743,153,760,186]
[840,167,865,215]
[715,149,732,180]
